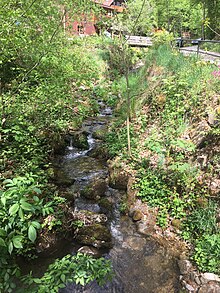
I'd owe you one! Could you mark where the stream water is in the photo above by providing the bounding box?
[57,103,180,293]
[20,102,180,292]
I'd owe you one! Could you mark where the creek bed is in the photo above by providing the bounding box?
[19,104,181,292]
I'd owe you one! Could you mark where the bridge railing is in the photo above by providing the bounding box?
[176,38,220,59]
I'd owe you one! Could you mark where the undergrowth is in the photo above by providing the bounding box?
[106,45,220,274]
[0,35,112,291]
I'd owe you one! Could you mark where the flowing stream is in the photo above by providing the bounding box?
[20,102,180,292]
[57,103,180,293]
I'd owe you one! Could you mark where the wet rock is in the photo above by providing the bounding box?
[201,273,220,283]
[132,210,143,221]
[109,170,129,190]
[122,236,146,250]
[75,224,112,249]
[93,128,107,140]
[53,169,75,186]
[74,198,101,213]
[80,178,108,200]
[178,259,193,275]
[99,197,113,213]
[77,246,101,257]
[63,156,108,181]
[88,144,109,159]
[72,210,108,226]
[69,131,89,149]
[190,271,201,285]
[198,283,220,293]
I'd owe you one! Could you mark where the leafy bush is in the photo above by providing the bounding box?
[193,234,220,273]
[183,201,218,238]
[136,168,193,226]
[105,124,137,157]
[0,176,43,255]
[153,30,174,47]
[23,253,113,292]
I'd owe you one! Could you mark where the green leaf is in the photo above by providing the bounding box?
[33,278,42,284]
[28,225,37,243]
[79,278,85,286]
[9,203,19,215]
[33,187,42,194]
[8,241,13,254]
[0,228,6,237]
[3,179,13,185]
[18,207,24,220]
[0,237,6,247]
[31,221,41,229]
[20,201,32,211]
[12,236,23,249]
[60,274,66,282]
[1,196,6,207]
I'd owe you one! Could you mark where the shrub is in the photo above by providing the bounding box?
[23,253,113,292]
[193,234,220,274]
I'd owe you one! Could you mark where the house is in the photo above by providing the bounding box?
[65,0,125,36]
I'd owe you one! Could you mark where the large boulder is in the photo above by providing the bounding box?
[80,177,108,200]
[75,223,112,249]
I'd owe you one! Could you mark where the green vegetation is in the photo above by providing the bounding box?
[105,44,220,273]
[0,1,112,291]
[22,253,113,292]
[1,0,220,290]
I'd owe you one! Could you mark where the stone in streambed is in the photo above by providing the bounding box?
[53,169,75,187]
[198,283,220,293]
[75,223,112,249]
[178,259,193,275]
[77,246,101,258]
[109,170,129,190]
[80,178,108,200]
[93,128,107,140]
[69,131,88,149]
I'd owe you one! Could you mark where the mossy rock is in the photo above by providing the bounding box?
[88,144,109,159]
[70,131,88,149]
[80,178,108,200]
[99,198,113,211]
[75,224,112,249]
[93,128,107,140]
[53,169,75,187]
[109,170,129,190]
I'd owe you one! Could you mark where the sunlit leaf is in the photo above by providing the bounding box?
[28,225,37,243]
[20,201,32,211]
[8,241,13,254]
[12,236,23,249]
[9,203,19,215]
[0,237,6,247]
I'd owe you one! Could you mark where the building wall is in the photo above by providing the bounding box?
[72,21,96,35]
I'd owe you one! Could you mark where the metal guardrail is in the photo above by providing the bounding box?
[176,38,220,59]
